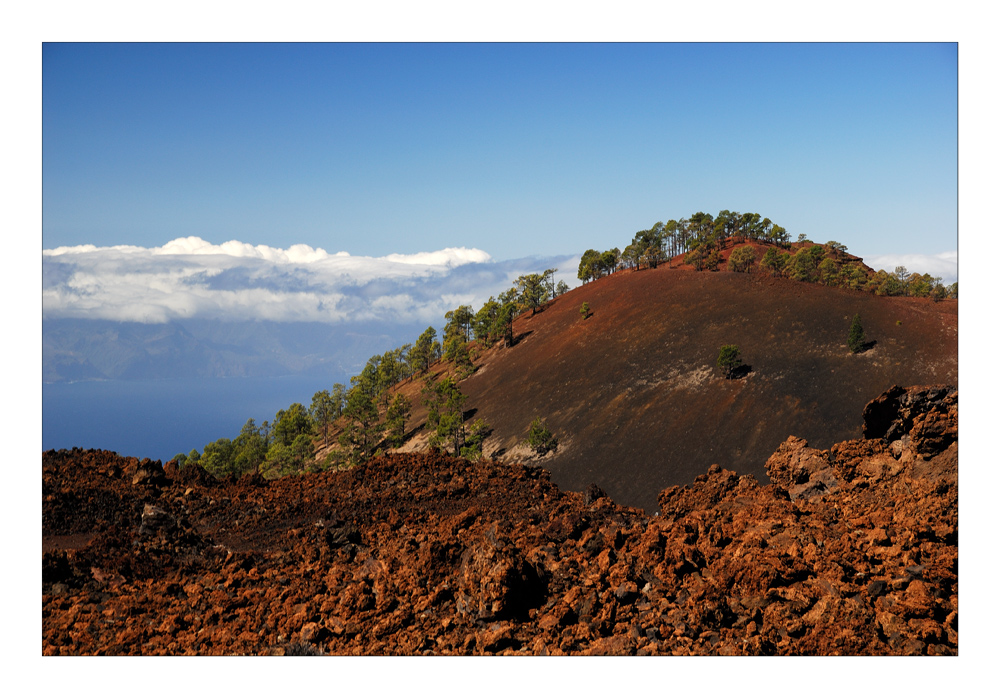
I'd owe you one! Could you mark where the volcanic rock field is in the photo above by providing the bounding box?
[43,384,957,656]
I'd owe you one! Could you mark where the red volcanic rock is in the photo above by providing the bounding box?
[765,436,841,500]
[163,458,216,486]
[457,530,542,621]
[42,385,957,656]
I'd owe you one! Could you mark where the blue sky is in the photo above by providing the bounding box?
[43,42,957,269]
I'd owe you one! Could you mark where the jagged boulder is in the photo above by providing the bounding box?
[862,384,956,450]
[138,504,177,537]
[830,438,901,483]
[163,459,216,486]
[456,527,543,621]
[856,384,958,482]
[765,436,840,500]
[132,458,167,487]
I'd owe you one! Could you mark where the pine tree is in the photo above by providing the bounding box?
[526,417,558,455]
[717,344,742,379]
[339,386,381,462]
[422,376,468,454]
[384,394,411,449]
[460,418,492,460]
[848,314,866,354]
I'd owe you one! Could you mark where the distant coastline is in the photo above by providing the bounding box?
[43,375,334,463]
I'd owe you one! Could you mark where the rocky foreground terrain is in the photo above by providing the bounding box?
[42,385,957,656]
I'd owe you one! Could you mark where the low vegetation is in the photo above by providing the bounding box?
[525,417,558,456]
[576,209,956,301]
[578,210,790,281]
[175,406,318,480]
[716,344,743,380]
[177,266,563,478]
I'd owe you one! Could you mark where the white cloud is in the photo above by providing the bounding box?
[42,236,569,325]
[864,251,958,284]
[383,248,493,267]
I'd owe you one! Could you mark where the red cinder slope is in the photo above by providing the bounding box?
[459,266,956,512]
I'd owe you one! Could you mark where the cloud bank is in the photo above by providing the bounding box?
[863,251,958,285]
[43,237,579,325]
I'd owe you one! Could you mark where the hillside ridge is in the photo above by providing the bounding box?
[384,262,956,512]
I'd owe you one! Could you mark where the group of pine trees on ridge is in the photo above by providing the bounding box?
[176,269,571,480]
[578,209,956,301]
[753,243,955,300]
[578,210,790,282]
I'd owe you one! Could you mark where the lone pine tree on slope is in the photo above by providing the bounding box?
[717,344,743,379]
[848,314,866,354]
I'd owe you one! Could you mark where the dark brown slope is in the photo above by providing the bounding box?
[458,267,956,512]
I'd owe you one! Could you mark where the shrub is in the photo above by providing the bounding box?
[580,302,590,320]
[703,248,722,271]
[684,248,702,270]
[422,376,468,455]
[716,344,743,379]
[284,641,323,656]
[445,335,474,374]
[384,393,411,449]
[460,418,492,460]
[728,245,756,273]
[199,437,236,478]
[526,417,558,456]
[843,262,869,290]
[787,246,823,282]
[759,247,787,276]
[818,257,841,286]
[321,448,352,471]
[261,433,315,478]
[685,245,720,271]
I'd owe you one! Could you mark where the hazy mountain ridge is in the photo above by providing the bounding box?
[42,318,425,383]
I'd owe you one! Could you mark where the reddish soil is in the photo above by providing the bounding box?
[43,385,956,656]
[453,266,956,512]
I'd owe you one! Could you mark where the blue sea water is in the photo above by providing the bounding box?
[42,375,335,463]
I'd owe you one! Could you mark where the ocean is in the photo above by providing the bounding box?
[42,375,338,463]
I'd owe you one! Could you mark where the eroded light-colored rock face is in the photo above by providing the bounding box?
[42,385,956,656]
